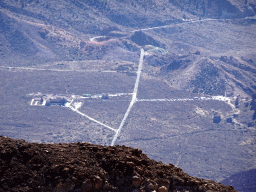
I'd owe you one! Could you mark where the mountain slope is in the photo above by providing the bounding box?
[1,0,255,66]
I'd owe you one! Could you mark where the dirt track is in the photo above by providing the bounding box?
[0,136,236,192]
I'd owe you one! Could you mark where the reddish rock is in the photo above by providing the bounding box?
[158,186,168,192]
[132,175,142,187]
[81,179,93,192]
[0,136,237,192]
[93,175,103,190]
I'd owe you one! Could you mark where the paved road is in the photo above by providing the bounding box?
[136,96,233,102]
[132,18,233,33]
[23,15,245,146]
[111,48,145,146]
[68,105,117,132]
[0,66,117,73]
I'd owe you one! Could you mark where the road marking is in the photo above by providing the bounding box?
[111,48,145,146]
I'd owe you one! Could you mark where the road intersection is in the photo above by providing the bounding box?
[24,17,243,146]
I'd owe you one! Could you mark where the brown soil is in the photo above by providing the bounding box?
[0,136,236,192]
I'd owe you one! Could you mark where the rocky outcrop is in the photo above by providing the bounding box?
[213,115,221,123]
[130,31,161,47]
[189,61,226,95]
[0,136,236,192]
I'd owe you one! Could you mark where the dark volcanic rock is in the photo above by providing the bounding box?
[167,59,190,71]
[0,136,236,192]
[213,115,222,123]
[226,118,233,123]
[130,31,160,47]
[189,61,226,95]
[170,0,256,18]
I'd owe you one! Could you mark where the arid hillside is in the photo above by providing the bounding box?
[170,0,256,18]
[0,0,255,65]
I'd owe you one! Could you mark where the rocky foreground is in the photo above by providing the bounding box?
[0,136,236,192]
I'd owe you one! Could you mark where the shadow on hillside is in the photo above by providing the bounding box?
[221,169,256,192]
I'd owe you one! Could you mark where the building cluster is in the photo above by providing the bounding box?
[45,96,69,106]
[29,92,109,107]
[30,94,71,106]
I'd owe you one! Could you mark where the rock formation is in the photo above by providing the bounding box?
[0,136,236,192]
